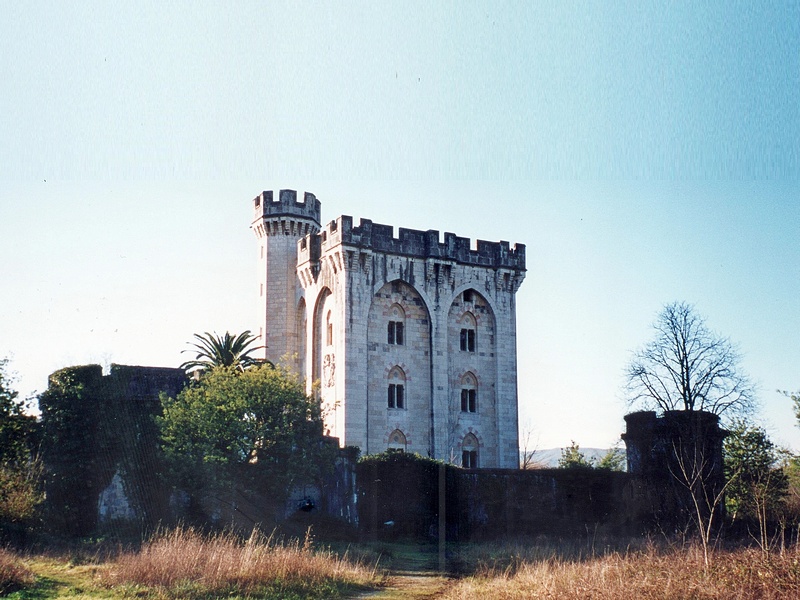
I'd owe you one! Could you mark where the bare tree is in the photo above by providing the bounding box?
[626,303,756,562]
[519,422,544,469]
[670,434,739,569]
[626,302,755,418]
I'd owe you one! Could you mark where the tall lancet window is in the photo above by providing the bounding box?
[462,433,479,468]
[460,372,477,413]
[387,304,405,345]
[387,366,406,409]
[460,312,476,352]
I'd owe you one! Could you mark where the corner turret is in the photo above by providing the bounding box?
[252,189,322,366]
[252,190,321,235]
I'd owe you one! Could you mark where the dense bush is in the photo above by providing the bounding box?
[159,364,335,528]
[0,358,42,537]
[0,548,35,594]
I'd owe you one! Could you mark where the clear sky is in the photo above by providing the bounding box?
[1,2,798,451]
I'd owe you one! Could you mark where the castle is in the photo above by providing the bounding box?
[251,190,526,468]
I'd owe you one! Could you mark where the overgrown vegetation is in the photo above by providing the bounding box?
[102,527,380,599]
[6,531,800,599]
[159,364,334,526]
[442,543,800,599]
[10,327,800,600]
[0,358,42,536]
[0,548,35,594]
[37,364,180,535]
[2,527,381,599]
[724,419,789,555]
[0,456,43,525]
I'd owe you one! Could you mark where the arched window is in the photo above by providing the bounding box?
[326,310,333,346]
[296,298,307,376]
[462,433,479,468]
[387,304,405,345]
[460,312,476,352]
[460,372,477,413]
[388,429,407,452]
[387,367,406,409]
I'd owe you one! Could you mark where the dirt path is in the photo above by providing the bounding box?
[350,543,458,599]
[357,571,455,599]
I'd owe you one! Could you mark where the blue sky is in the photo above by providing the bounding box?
[1,2,798,451]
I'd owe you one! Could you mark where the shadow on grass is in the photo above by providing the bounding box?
[4,575,60,600]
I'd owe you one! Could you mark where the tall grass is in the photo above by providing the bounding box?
[103,526,381,599]
[443,545,800,599]
[0,548,35,594]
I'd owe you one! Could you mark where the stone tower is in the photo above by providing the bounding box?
[251,190,321,365]
[622,410,729,526]
[252,189,526,468]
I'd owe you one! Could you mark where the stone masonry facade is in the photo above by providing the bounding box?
[251,190,526,468]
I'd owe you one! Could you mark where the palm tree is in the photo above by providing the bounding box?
[179,330,265,374]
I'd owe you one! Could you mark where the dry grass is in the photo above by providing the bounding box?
[101,526,382,599]
[443,544,800,599]
[0,547,36,594]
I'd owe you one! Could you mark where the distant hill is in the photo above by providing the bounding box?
[522,447,625,470]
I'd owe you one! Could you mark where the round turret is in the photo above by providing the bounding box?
[252,189,321,236]
[252,189,321,366]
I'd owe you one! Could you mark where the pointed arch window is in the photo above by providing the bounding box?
[326,310,333,346]
[387,304,405,345]
[388,429,407,452]
[387,367,406,409]
[460,372,477,413]
[462,433,479,468]
[460,312,476,352]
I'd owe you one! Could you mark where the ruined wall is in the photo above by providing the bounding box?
[356,452,642,541]
[622,410,729,529]
[40,364,186,534]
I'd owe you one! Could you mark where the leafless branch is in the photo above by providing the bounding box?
[625,302,755,419]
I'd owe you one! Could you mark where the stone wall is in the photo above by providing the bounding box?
[622,410,729,529]
[356,453,644,541]
[294,205,526,468]
[40,363,186,534]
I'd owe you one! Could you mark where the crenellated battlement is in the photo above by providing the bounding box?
[256,188,524,467]
[253,189,322,226]
[299,215,525,271]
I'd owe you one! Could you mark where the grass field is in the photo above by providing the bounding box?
[441,542,800,599]
[2,527,382,599]
[5,533,800,599]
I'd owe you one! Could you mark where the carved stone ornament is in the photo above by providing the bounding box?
[323,353,336,387]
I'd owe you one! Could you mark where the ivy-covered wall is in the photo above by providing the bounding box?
[357,452,643,541]
[39,364,186,536]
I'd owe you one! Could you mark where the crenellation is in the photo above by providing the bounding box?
[252,189,322,227]
[257,189,525,468]
[326,220,527,269]
[297,215,525,270]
